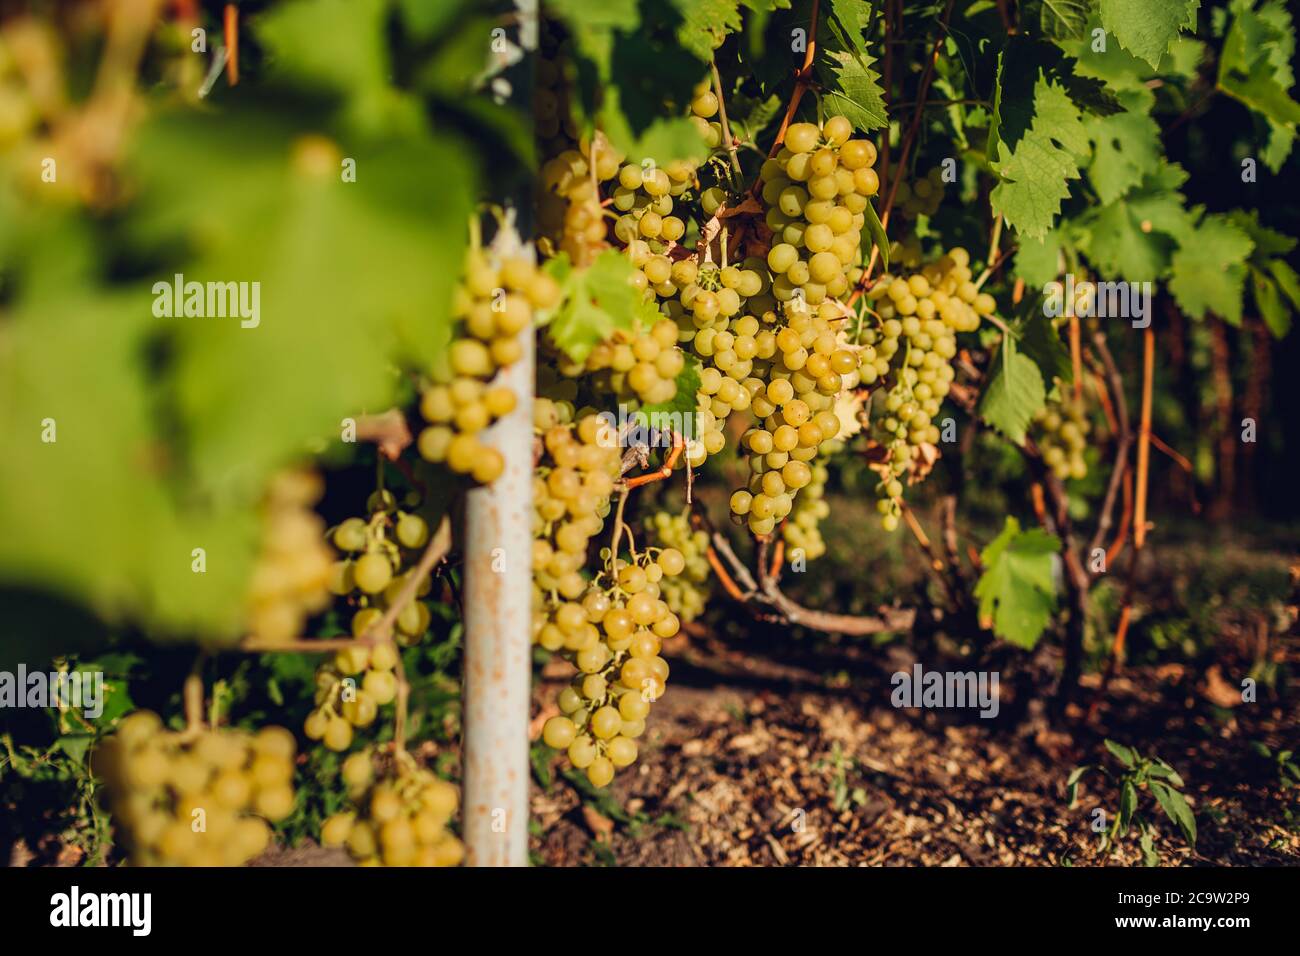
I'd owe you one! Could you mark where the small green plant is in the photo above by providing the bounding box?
[1250,741,1300,789]
[816,742,867,813]
[1067,740,1197,866]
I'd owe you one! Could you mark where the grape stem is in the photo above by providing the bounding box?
[237,514,453,653]
[768,0,820,159]
[710,59,743,185]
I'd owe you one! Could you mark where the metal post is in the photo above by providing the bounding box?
[461,232,533,866]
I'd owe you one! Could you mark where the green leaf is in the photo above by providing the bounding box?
[1085,87,1162,204]
[1098,0,1200,69]
[1079,202,1176,282]
[545,0,640,32]
[1118,778,1137,831]
[255,0,389,96]
[1066,764,1092,806]
[52,734,95,766]
[1219,60,1300,129]
[639,358,704,425]
[604,114,707,165]
[1150,780,1197,847]
[1014,232,1064,287]
[1268,259,1300,312]
[813,0,888,131]
[1217,1,1300,145]
[978,338,1047,445]
[1104,739,1138,768]
[1169,214,1254,324]
[128,111,473,490]
[1139,825,1158,865]
[669,0,743,61]
[973,517,1060,649]
[394,0,466,42]
[545,251,642,363]
[990,74,1090,239]
[1019,311,1075,385]
[861,199,889,271]
[1226,209,1297,259]
[1252,268,1291,338]
[1027,0,1093,40]
[1148,760,1185,789]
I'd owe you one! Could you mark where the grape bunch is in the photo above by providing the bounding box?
[1033,384,1091,480]
[540,548,682,788]
[889,164,947,220]
[863,248,996,528]
[245,470,335,646]
[782,456,831,561]
[321,752,463,867]
[577,315,684,406]
[308,498,437,751]
[417,247,559,485]
[539,133,624,266]
[727,300,854,535]
[95,712,296,867]
[611,160,693,249]
[531,415,623,604]
[646,509,712,622]
[760,116,880,307]
[654,255,774,466]
[326,496,435,645]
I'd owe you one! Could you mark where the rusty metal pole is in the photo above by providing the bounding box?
[461,225,533,866]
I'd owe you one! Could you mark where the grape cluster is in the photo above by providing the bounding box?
[539,133,623,266]
[864,249,995,528]
[650,255,774,466]
[727,300,853,535]
[540,549,682,787]
[646,509,712,622]
[532,415,623,603]
[578,315,684,406]
[418,248,558,484]
[245,470,334,646]
[308,499,436,751]
[782,457,830,561]
[1033,385,1091,480]
[95,712,296,867]
[890,164,946,220]
[321,752,463,867]
[611,160,693,249]
[760,116,880,307]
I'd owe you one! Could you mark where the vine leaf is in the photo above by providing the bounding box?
[1084,87,1161,205]
[861,199,890,271]
[1025,0,1092,40]
[1168,214,1254,325]
[978,337,1046,445]
[668,0,743,61]
[815,0,888,131]
[989,74,1089,239]
[543,251,644,363]
[973,517,1060,649]
[1217,0,1300,171]
[1097,0,1199,69]
[639,358,704,426]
